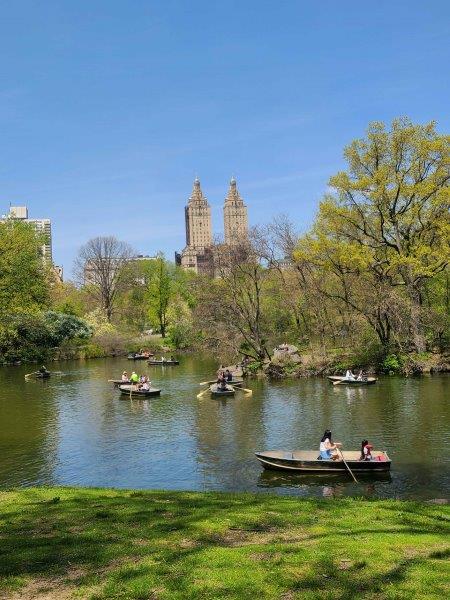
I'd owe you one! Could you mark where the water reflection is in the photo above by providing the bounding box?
[0,359,448,499]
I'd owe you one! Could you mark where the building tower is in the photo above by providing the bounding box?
[223,177,248,245]
[180,178,213,274]
[184,177,212,249]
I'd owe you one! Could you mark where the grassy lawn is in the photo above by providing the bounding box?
[0,488,448,599]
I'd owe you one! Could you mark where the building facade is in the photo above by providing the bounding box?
[178,177,249,274]
[180,178,214,275]
[223,177,248,245]
[1,206,53,264]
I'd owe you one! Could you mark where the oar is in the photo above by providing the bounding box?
[333,379,345,386]
[199,381,210,386]
[197,388,209,398]
[337,448,358,483]
[24,372,37,379]
[241,387,253,396]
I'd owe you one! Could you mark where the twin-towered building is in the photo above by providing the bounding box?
[177,177,248,274]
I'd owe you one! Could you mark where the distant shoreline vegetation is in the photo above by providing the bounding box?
[0,118,448,374]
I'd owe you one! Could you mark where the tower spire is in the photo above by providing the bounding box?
[223,178,248,244]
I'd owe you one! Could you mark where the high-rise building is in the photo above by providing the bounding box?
[180,178,213,274]
[223,177,248,245]
[1,206,53,264]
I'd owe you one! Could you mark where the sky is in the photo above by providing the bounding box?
[1,1,449,276]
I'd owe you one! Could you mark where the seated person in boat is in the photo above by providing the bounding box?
[225,369,233,382]
[139,375,148,384]
[356,370,367,381]
[141,381,151,391]
[161,356,166,362]
[360,440,373,461]
[130,371,139,385]
[344,369,356,381]
[121,371,128,381]
[38,365,49,374]
[319,429,342,460]
[218,378,228,390]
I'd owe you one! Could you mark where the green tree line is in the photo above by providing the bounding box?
[1,118,448,370]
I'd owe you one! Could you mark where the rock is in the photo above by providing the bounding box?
[272,344,302,364]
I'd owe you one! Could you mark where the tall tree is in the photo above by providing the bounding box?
[75,236,134,322]
[297,118,450,352]
[0,220,49,317]
[210,240,272,362]
[147,255,173,338]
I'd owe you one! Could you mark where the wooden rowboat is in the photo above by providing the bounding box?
[327,375,377,385]
[147,360,179,366]
[127,353,154,360]
[205,378,244,386]
[25,371,51,379]
[255,450,391,473]
[109,379,132,387]
[210,384,235,397]
[119,384,161,397]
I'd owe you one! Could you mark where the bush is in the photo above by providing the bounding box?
[381,354,402,374]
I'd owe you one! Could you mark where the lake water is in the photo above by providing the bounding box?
[0,356,448,499]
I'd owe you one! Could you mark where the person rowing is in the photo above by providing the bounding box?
[344,369,355,381]
[319,429,342,460]
[121,371,129,381]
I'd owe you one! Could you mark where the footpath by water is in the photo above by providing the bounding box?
[0,356,448,499]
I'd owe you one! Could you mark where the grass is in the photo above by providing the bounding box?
[0,487,448,599]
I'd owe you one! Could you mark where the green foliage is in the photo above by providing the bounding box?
[0,220,49,317]
[381,354,402,374]
[43,311,91,344]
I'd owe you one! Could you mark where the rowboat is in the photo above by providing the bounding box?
[205,378,244,386]
[109,379,131,387]
[210,384,235,397]
[127,353,154,360]
[147,359,179,366]
[119,384,161,397]
[25,371,51,380]
[255,450,391,473]
[327,375,377,385]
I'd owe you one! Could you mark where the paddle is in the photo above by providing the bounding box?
[333,379,345,386]
[24,372,37,379]
[196,388,209,399]
[337,448,358,483]
[241,387,253,396]
[199,381,210,386]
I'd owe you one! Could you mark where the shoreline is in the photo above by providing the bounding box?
[0,486,448,599]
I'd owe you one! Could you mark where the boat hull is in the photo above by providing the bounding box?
[119,385,161,397]
[147,360,179,366]
[328,376,377,385]
[210,384,235,397]
[255,450,391,473]
[127,354,154,360]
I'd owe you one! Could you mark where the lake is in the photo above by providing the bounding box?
[0,356,448,499]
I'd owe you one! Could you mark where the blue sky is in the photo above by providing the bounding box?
[1,1,449,275]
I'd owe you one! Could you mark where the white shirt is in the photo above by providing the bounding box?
[320,438,330,451]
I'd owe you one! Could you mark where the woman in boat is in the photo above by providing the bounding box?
[319,430,341,460]
[130,371,139,385]
[141,380,150,391]
[225,369,233,382]
[344,369,355,381]
[360,440,373,461]
[121,371,128,381]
